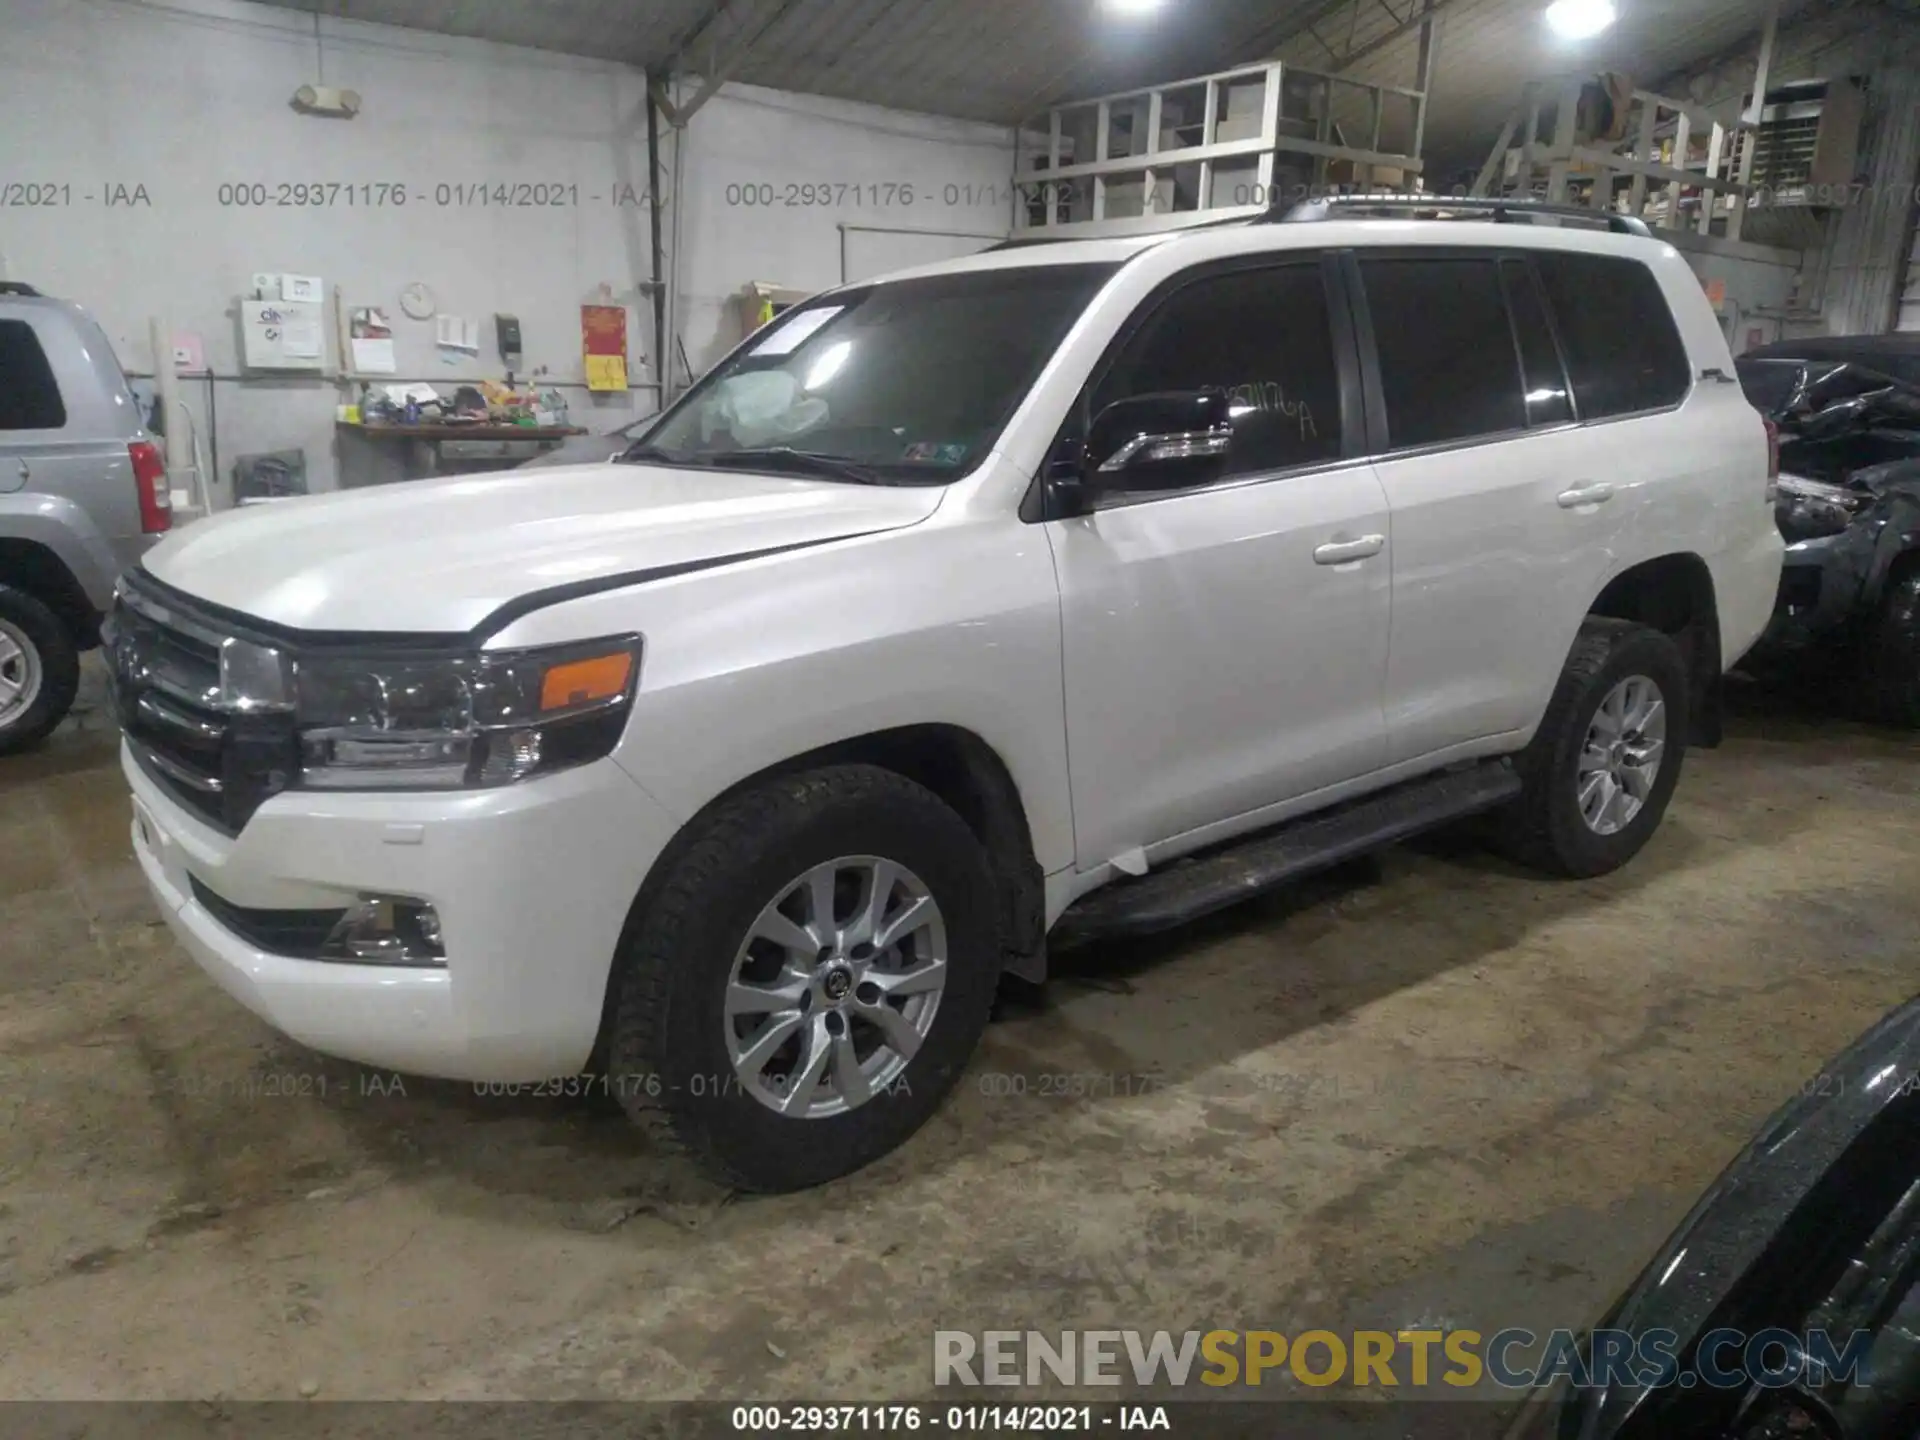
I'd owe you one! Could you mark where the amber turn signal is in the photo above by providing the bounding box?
[539,652,634,713]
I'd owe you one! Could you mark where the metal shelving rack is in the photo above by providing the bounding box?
[1011,60,1428,241]
[1470,77,1762,241]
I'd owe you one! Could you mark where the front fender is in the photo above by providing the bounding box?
[487,512,1077,880]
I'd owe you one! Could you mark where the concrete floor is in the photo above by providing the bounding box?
[2,661,1917,1406]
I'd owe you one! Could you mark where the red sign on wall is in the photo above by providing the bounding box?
[581,305,628,391]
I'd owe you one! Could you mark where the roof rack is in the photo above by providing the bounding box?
[1272,195,1652,238]
[0,282,42,297]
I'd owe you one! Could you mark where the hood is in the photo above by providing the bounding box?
[142,462,944,634]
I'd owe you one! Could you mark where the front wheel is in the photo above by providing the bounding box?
[604,764,999,1191]
[1496,620,1691,879]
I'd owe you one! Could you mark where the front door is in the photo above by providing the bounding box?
[1046,258,1393,872]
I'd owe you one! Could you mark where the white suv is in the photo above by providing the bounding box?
[111,203,1783,1191]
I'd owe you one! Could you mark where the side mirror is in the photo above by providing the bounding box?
[1085,391,1233,490]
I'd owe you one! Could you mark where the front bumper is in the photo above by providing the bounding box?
[125,742,679,1082]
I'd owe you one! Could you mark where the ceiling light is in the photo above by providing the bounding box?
[1104,0,1164,15]
[1545,0,1617,39]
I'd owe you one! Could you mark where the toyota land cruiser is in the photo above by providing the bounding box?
[111,202,1783,1191]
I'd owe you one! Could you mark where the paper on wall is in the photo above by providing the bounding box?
[435,315,480,352]
[281,317,323,358]
[351,337,398,374]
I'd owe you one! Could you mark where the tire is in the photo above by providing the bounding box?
[605,764,1000,1192]
[1495,619,1691,879]
[0,586,81,756]
[1858,566,1920,729]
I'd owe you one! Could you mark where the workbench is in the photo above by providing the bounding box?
[336,420,588,482]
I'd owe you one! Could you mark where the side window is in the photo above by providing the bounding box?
[1500,259,1575,427]
[1533,253,1691,419]
[0,319,66,430]
[1090,263,1343,484]
[1361,256,1525,450]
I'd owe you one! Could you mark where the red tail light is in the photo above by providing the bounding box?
[129,441,171,534]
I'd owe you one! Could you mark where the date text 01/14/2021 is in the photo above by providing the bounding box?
[728,1405,1172,1431]
[469,1073,915,1102]
[210,181,651,208]
[721,181,1048,209]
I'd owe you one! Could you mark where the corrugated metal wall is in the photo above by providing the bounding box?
[1900,216,1920,330]
[1821,64,1920,334]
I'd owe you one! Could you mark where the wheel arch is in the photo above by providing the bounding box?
[0,537,99,648]
[589,723,1047,1071]
[1584,552,1722,748]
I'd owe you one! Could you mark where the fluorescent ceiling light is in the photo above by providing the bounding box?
[1545,0,1618,39]
[1104,0,1164,14]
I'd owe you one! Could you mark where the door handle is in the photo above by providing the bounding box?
[1313,534,1386,566]
[1557,482,1615,509]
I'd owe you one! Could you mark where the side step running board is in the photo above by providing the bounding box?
[1053,761,1522,943]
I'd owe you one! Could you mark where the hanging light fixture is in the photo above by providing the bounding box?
[1545,0,1619,40]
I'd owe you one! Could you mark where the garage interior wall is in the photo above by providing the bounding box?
[1655,1,1920,341]
[0,0,1016,498]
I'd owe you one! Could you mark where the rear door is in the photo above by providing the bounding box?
[1356,248,1647,765]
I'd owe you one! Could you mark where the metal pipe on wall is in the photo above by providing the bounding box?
[667,73,687,401]
[147,316,194,499]
[646,72,668,404]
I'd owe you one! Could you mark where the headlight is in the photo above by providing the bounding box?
[285,637,641,790]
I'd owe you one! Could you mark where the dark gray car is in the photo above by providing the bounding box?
[0,283,170,750]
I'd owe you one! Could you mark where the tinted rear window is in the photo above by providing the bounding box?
[1362,256,1526,449]
[1533,253,1691,419]
[0,319,66,430]
[1501,259,1575,428]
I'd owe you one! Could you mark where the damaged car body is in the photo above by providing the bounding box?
[1737,336,1920,727]
[1505,993,1920,1440]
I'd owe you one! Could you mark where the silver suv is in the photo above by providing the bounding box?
[0,282,170,751]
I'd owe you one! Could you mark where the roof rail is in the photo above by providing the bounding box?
[1272,195,1653,238]
[0,282,42,297]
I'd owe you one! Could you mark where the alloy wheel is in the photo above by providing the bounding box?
[0,620,43,728]
[1577,674,1667,837]
[723,855,948,1119]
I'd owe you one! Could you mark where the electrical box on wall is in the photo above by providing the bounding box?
[495,314,523,369]
[240,300,326,371]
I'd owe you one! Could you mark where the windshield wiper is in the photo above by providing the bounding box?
[701,447,887,485]
[615,441,691,465]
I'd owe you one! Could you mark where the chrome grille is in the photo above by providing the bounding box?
[109,574,297,834]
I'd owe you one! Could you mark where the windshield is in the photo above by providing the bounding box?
[630,262,1119,484]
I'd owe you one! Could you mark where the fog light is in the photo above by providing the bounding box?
[321,896,447,966]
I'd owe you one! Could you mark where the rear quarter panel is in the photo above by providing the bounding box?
[1643,247,1782,668]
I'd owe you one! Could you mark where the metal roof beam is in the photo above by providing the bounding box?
[650,0,809,128]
